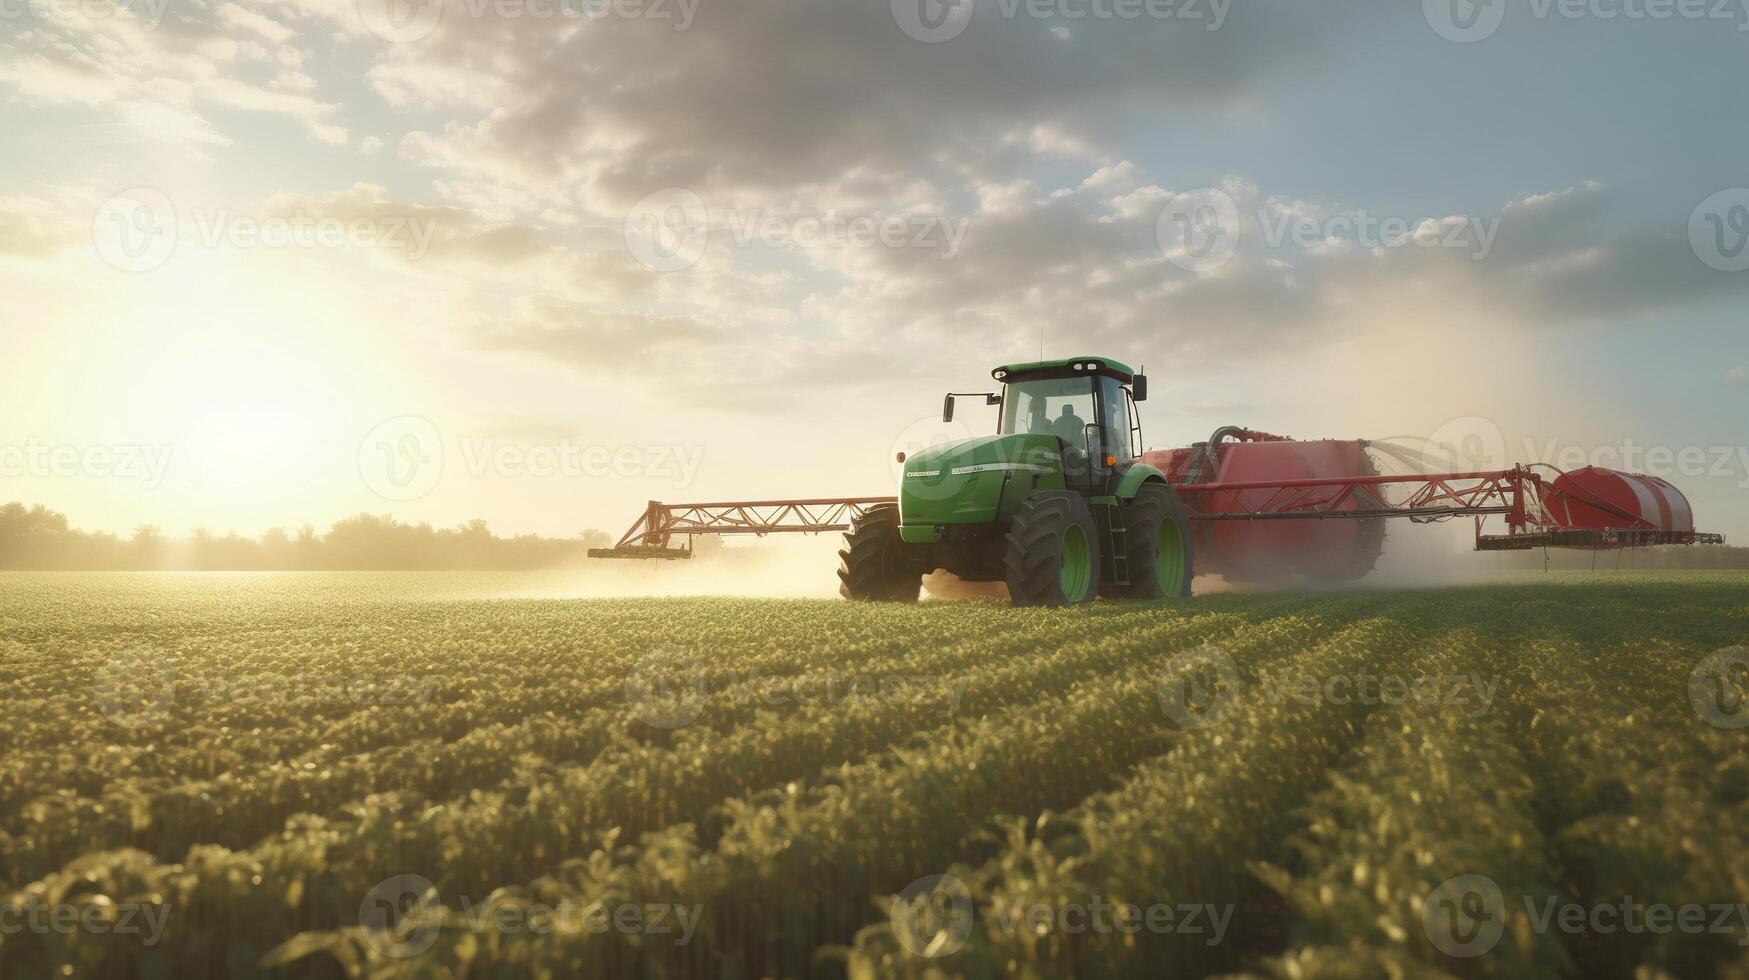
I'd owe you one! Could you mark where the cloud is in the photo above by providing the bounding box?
[266,170,1749,415]
[368,0,1350,209]
[0,0,343,147]
[19,3,1729,417]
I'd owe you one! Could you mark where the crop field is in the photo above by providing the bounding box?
[2,572,1748,979]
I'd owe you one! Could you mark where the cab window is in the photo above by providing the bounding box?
[999,377,1098,449]
[1099,376,1133,461]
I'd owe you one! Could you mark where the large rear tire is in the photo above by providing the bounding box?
[1004,491,1101,607]
[838,504,923,602]
[1101,482,1195,600]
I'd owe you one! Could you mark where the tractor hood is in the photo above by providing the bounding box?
[900,433,1065,529]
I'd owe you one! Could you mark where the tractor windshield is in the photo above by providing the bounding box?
[999,377,1098,448]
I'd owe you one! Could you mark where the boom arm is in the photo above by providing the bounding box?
[588,497,898,559]
[1177,465,1725,550]
[588,470,1722,560]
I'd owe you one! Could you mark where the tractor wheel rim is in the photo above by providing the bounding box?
[1059,523,1092,601]
[1156,519,1185,595]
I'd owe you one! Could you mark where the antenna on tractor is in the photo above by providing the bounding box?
[1039,324,1045,362]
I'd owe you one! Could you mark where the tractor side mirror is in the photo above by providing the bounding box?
[1131,374,1148,402]
[942,394,955,423]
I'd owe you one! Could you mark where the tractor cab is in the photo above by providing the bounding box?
[990,357,1146,493]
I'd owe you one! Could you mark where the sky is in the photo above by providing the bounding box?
[2,0,1747,543]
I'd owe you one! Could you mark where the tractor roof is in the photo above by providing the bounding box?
[992,356,1136,383]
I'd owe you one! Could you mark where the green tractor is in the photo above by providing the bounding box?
[838,355,1194,606]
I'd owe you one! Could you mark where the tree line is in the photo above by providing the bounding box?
[0,502,621,571]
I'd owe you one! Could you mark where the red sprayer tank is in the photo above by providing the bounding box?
[1139,428,1385,584]
[1544,466,1696,537]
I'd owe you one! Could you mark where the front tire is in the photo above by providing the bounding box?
[1005,491,1101,607]
[1101,482,1195,600]
[838,504,923,601]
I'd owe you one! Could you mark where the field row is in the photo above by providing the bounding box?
[0,572,1745,978]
